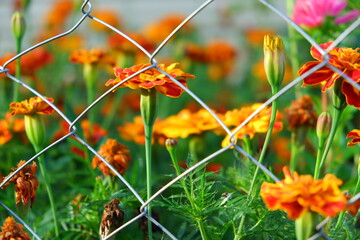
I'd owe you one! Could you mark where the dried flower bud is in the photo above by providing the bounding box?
[263,34,285,90]
[11,11,26,42]
[316,112,332,140]
[0,216,30,240]
[24,115,45,147]
[99,198,124,240]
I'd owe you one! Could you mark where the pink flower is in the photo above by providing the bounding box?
[293,0,360,28]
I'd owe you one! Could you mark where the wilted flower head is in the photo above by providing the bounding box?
[99,198,124,240]
[0,216,30,240]
[10,96,54,116]
[293,0,360,28]
[106,63,195,98]
[261,167,347,219]
[285,95,318,129]
[92,139,131,176]
[346,129,360,147]
[3,161,38,207]
[299,42,360,109]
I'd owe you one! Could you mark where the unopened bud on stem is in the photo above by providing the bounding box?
[264,34,285,90]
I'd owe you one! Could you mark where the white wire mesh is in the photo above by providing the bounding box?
[0,0,359,239]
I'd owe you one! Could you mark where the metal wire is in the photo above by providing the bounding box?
[0,0,359,239]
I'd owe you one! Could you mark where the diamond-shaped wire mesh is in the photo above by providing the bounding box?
[0,0,359,239]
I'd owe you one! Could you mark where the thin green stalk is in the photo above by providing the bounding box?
[313,137,326,179]
[13,39,22,102]
[318,107,342,171]
[248,97,278,197]
[102,92,123,130]
[286,0,301,98]
[86,81,95,124]
[235,90,279,239]
[289,131,299,172]
[34,145,59,237]
[144,123,153,239]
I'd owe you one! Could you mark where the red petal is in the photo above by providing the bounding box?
[342,80,360,109]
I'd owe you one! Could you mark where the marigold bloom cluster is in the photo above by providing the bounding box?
[10,96,54,116]
[92,139,131,176]
[69,48,115,66]
[221,103,283,147]
[3,161,39,207]
[293,0,360,28]
[285,95,318,129]
[0,216,30,240]
[346,129,360,147]
[299,42,360,109]
[106,63,195,98]
[260,167,347,219]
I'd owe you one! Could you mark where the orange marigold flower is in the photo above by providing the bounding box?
[108,32,154,54]
[3,161,38,207]
[106,63,195,98]
[70,48,115,66]
[155,109,222,139]
[260,167,347,219]
[44,0,73,31]
[0,120,12,145]
[143,14,193,44]
[0,216,30,240]
[221,103,283,147]
[10,96,54,116]
[299,42,360,109]
[285,95,318,129]
[92,139,131,176]
[90,9,121,33]
[245,28,276,47]
[346,129,360,147]
[81,120,108,145]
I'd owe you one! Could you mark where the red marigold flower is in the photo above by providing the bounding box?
[81,120,108,145]
[260,167,347,219]
[106,63,195,98]
[0,216,30,240]
[298,42,360,109]
[3,161,38,207]
[10,96,54,116]
[346,129,360,147]
[92,139,131,176]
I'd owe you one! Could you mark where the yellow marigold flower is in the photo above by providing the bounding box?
[260,167,347,220]
[285,95,318,129]
[90,9,121,33]
[10,96,54,116]
[3,161,39,207]
[346,129,360,147]
[69,48,115,66]
[0,120,12,145]
[155,109,222,139]
[118,116,146,145]
[0,216,30,240]
[92,139,131,176]
[221,103,283,147]
[106,63,195,98]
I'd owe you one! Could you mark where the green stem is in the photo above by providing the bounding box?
[140,88,157,240]
[248,95,278,197]
[34,145,59,237]
[102,92,123,130]
[86,81,95,124]
[289,131,299,172]
[198,220,208,240]
[313,137,326,179]
[318,107,342,172]
[13,39,22,102]
[286,0,302,99]
[234,216,246,240]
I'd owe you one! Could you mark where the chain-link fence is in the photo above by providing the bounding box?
[0,0,360,239]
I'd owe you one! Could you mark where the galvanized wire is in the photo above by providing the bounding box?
[0,0,359,239]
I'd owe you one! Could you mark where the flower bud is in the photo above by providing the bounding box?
[11,11,26,42]
[264,34,285,90]
[316,112,332,140]
[24,115,45,147]
[165,138,178,152]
